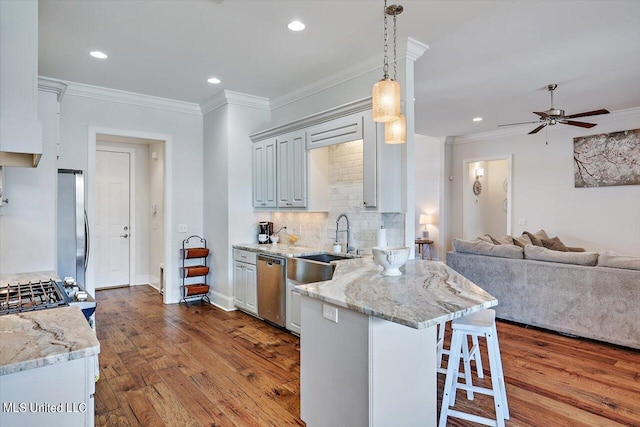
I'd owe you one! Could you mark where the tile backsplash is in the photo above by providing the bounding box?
[271,140,404,253]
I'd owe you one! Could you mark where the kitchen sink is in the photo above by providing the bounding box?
[287,258,336,284]
[297,253,353,263]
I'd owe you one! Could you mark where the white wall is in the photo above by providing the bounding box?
[0,91,57,274]
[450,110,640,255]
[414,134,443,260]
[148,141,164,288]
[59,91,203,302]
[203,99,271,310]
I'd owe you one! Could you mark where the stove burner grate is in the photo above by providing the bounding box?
[0,279,69,315]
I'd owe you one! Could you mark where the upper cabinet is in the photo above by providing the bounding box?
[0,1,43,167]
[277,131,307,208]
[252,138,277,208]
[249,98,402,213]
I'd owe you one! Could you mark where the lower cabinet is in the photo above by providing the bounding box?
[286,279,302,335]
[233,257,258,315]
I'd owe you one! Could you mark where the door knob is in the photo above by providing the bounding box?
[121,234,129,238]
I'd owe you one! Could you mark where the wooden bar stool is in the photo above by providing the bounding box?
[439,309,509,427]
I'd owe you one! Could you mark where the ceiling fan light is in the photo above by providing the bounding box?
[384,114,406,144]
[372,78,401,122]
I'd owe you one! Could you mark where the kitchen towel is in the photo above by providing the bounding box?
[376,227,388,247]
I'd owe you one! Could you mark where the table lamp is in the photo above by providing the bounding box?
[419,214,433,239]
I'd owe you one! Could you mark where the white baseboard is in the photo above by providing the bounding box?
[209,291,236,311]
[148,274,160,287]
[134,274,150,285]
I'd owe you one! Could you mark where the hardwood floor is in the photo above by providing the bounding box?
[95,285,640,426]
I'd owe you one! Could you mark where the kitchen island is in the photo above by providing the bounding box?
[0,272,100,427]
[294,257,497,427]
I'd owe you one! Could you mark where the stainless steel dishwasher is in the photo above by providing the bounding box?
[257,254,286,327]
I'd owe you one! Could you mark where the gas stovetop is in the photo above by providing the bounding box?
[0,279,69,315]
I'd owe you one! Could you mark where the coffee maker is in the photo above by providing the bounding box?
[258,221,273,244]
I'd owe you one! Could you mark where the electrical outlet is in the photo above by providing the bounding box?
[323,304,338,323]
[178,224,188,233]
[518,218,526,226]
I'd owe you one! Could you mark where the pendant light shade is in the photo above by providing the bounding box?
[385,114,406,144]
[372,78,401,122]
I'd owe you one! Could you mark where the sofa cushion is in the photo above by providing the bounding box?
[523,229,550,246]
[453,238,523,259]
[597,251,640,271]
[488,234,514,245]
[512,234,532,248]
[541,236,569,252]
[524,244,598,266]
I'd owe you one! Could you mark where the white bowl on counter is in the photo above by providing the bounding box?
[270,235,279,244]
[372,246,410,276]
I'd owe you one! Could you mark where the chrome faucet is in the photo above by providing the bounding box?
[336,213,351,253]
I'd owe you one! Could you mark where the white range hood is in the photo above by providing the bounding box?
[0,1,43,168]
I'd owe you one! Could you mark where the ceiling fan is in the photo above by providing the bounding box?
[498,84,610,134]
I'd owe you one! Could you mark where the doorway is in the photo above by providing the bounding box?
[88,130,168,300]
[95,149,131,289]
[462,156,512,240]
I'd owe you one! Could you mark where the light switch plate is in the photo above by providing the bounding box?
[178,224,188,233]
[518,218,526,226]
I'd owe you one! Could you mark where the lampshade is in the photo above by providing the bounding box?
[475,168,485,178]
[419,214,433,225]
[384,114,406,144]
[372,79,401,122]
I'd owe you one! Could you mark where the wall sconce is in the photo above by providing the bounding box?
[419,214,433,239]
[475,168,484,179]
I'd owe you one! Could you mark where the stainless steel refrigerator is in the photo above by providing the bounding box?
[57,169,88,286]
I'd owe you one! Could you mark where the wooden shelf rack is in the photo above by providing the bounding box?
[180,235,211,304]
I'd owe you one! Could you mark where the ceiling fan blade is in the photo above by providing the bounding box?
[528,123,547,134]
[498,120,543,127]
[533,111,549,118]
[562,120,597,129]
[564,109,610,119]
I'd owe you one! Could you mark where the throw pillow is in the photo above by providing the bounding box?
[597,251,640,271]
[453,239,523,259]
[524,244,598,266]
[488,234,514,245]
[523,229,550,246]
[476,235,493,244]
[512,234,532,248]
[541,236,569,252]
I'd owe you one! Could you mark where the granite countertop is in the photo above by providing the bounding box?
[294,257,498,329]
[0,306,100,376]
[0,271,100,376]
[233,243,358,259]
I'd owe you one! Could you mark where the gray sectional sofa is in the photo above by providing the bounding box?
[446,250,640,349]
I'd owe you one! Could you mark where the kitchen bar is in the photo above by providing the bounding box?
[294,257,498,426]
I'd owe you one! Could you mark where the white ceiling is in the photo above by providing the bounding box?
[39,0,640,137]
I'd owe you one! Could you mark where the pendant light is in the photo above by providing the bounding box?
[382,2,407,144]
[372,1,403,123]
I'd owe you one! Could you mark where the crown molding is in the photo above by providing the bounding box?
[250,97,372,142]
[200,90,270,115]
[60,80,202,115]
[271,37,428,111]
[38,77,68,101]
[452,106,640,145]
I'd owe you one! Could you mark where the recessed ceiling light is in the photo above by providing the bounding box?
[89,51,108,59]
[288,20,305,31]
[473,117,483,122]
[207,77,221,84]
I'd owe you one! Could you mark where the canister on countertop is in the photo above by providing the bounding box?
[333,242,342,252]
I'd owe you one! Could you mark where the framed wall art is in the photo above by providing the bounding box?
[573,128,640,188]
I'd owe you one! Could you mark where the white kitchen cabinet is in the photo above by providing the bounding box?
[252,138,276,208]
[286,278,302,335]
[0,355,98,427]
[277,131,307,208]
[306,113,364,150]
[233,249,258,315]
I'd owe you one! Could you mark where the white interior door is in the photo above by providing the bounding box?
[95,150,131,288]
